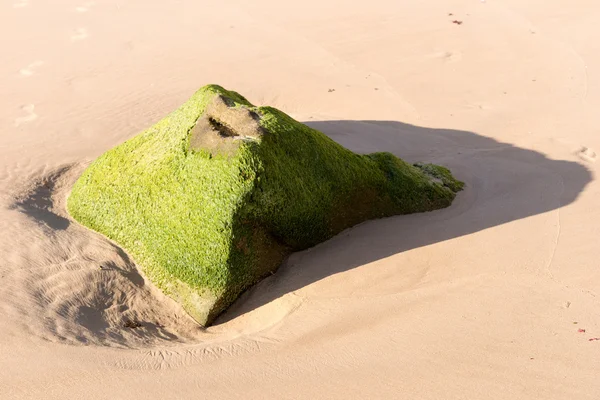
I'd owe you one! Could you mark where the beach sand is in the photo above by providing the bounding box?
[1,0,599,398]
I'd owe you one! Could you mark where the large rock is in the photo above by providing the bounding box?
[67,85,463,326]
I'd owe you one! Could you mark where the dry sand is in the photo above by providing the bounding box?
[1,0,599,398]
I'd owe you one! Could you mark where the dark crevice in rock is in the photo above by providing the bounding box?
[208,117,238,138]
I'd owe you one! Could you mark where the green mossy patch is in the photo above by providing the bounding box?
[67,85,463,326]
[414,162,465,192]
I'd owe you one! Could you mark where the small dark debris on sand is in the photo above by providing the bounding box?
[452,20,463,25]
[328,88,336,93]
[123,319,143,329]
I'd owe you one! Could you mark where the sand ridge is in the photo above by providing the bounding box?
[1,0,600,398]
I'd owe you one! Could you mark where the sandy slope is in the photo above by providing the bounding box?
[1,0,599,398]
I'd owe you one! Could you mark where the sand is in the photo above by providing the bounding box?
[1,0,599,398]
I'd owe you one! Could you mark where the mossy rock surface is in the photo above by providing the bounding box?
[67,85,464,326]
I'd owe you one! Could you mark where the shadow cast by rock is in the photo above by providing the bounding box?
[216,120,592,324]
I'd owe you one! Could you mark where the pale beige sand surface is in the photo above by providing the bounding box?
[1,0,599,398]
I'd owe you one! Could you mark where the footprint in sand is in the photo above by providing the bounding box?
[75,1,94,13]
[576,146,597,163]
[71,28,89,42]
[13,0,29,8]
[14,104,38,127]
[19,61,44,77]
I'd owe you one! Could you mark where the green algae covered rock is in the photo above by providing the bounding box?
[67,85,463,326]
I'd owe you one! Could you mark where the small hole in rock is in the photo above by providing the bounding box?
[209,117,238,138]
